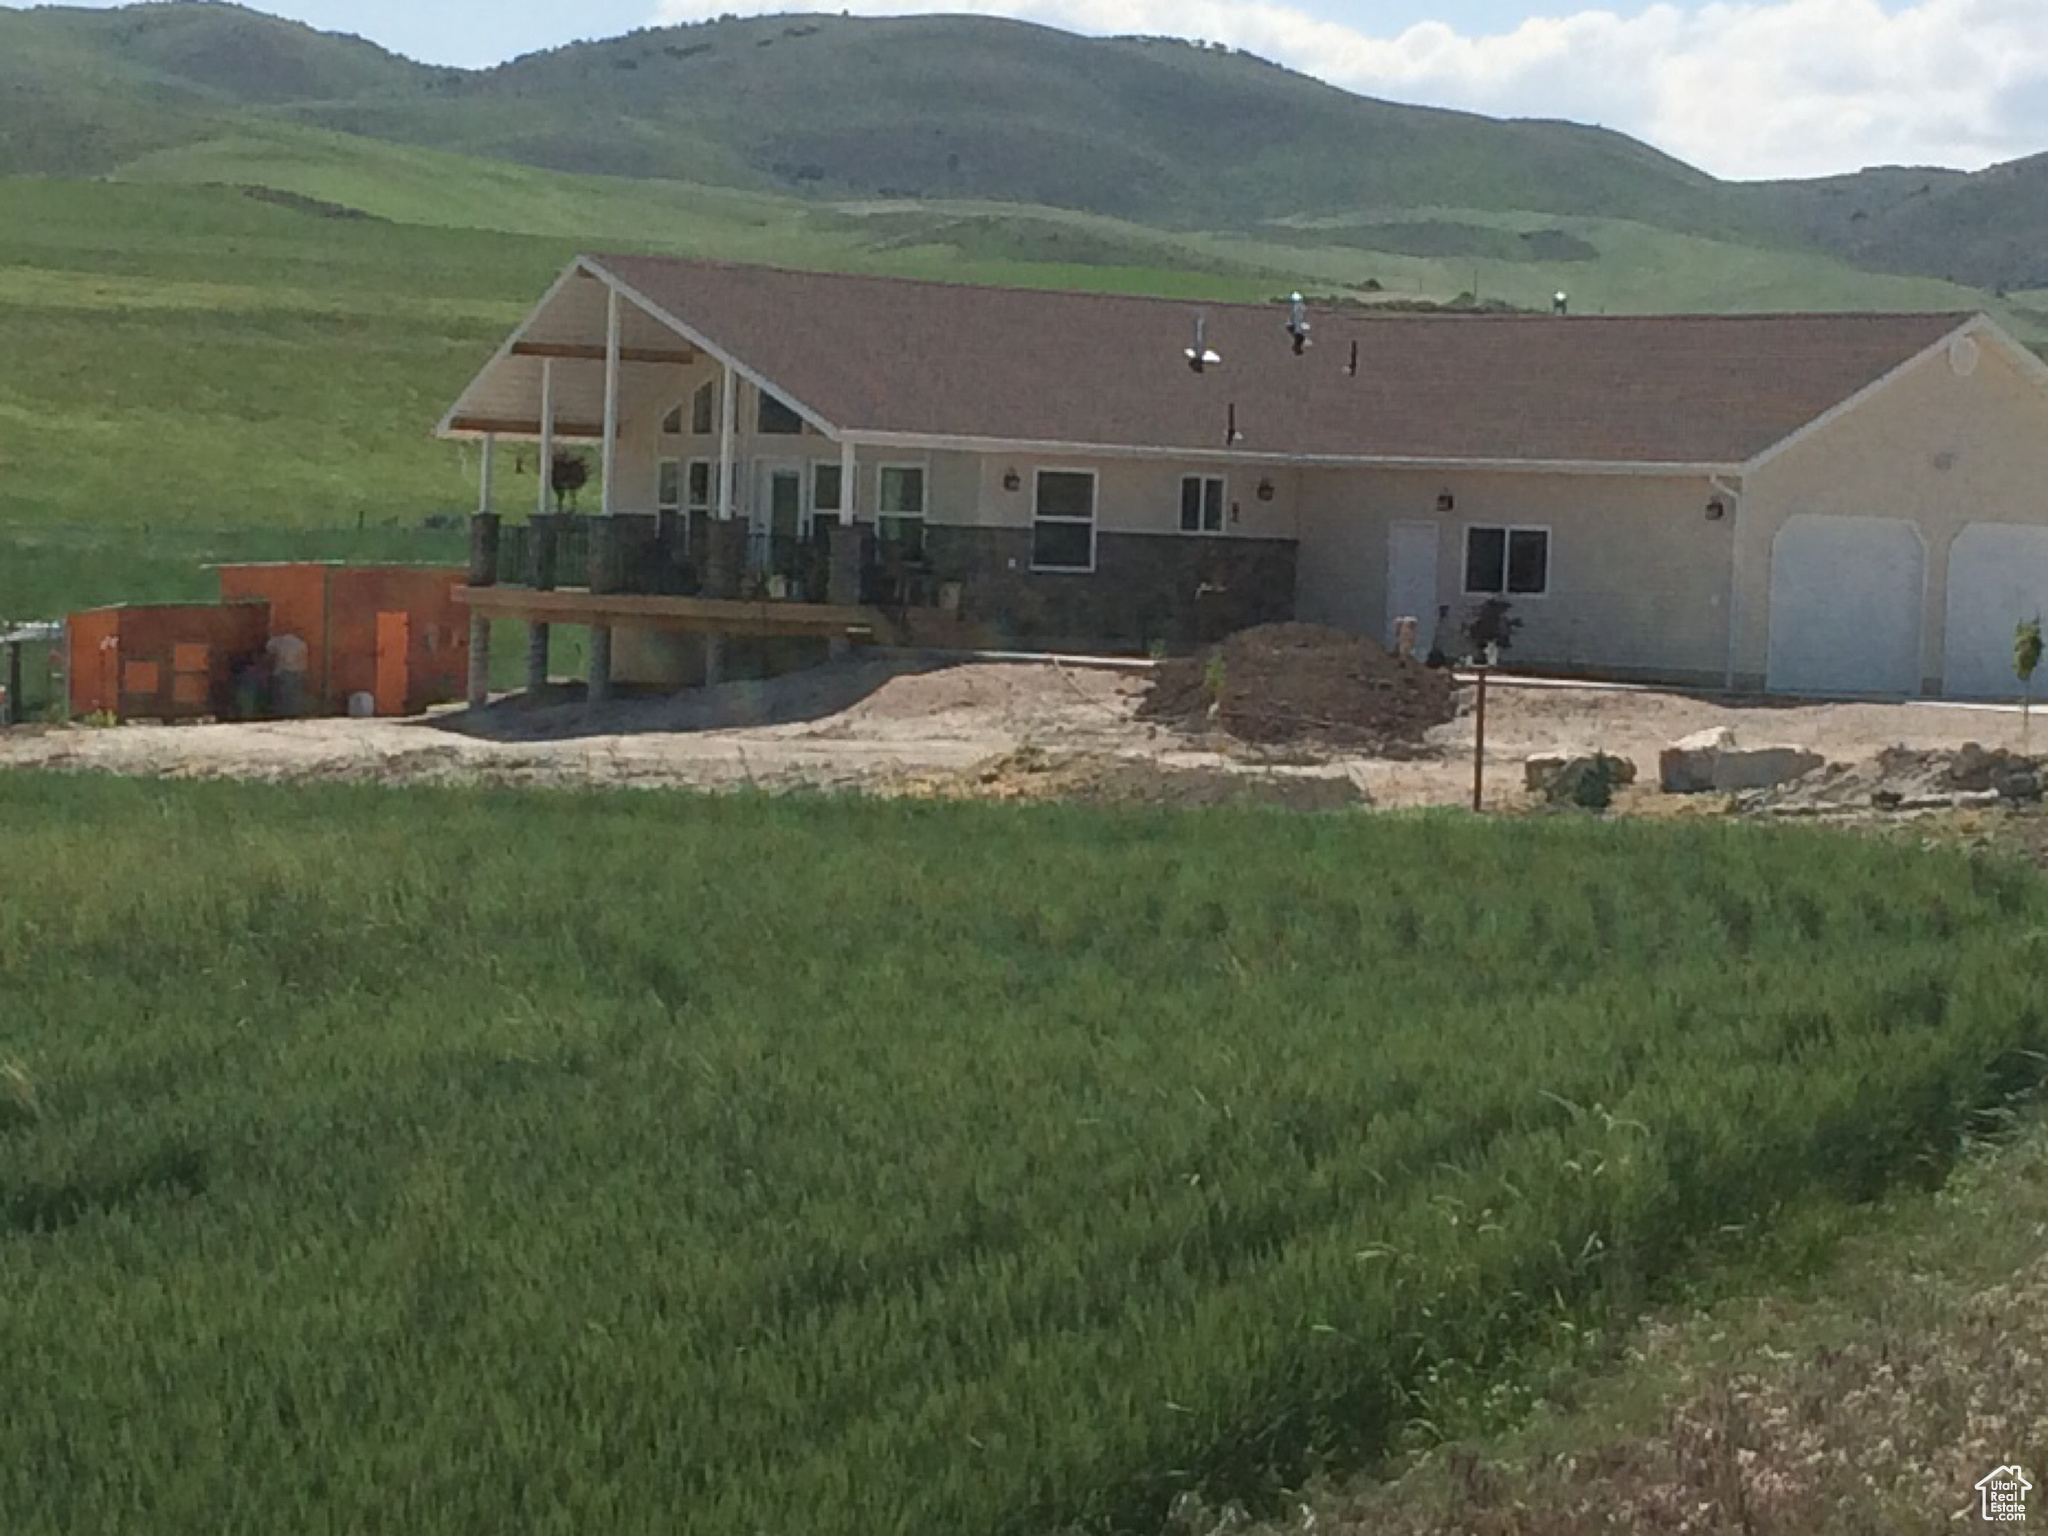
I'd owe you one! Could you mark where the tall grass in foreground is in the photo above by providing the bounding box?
[0,777,2044,1535]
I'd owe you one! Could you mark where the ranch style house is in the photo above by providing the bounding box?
[441,254,2048,701]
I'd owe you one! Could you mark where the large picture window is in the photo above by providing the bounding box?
[877,465,926,559]
[686,459,722,515]
[811,463,844,523]
[1464,525,1549,596]
[1180,475,1225,534]
[657,458,682,514]
[690,380,716,436]
[757,390,804,435]
[1033,470,1097,572]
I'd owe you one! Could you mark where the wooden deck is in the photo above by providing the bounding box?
[454,585,901,643]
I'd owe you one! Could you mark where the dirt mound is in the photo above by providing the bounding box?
[899,747,1365,810]
[1138,623,1457,753]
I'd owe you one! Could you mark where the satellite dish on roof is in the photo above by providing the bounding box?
[1286,292,1311,355]
[1185,313,1221,373]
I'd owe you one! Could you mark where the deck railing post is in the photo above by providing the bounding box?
[466,511,501,710]
[526,515,559,694]
[587,516,621,705]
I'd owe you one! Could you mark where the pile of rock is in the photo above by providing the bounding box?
[1659,727,1825,795]
[1524,751,1638,806]
[1750,742,2045,816]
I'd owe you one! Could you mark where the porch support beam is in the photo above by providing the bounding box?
[467,432,497,709]
[839,437,856,526]
[717,360,736,522]
[591,292,622,704]
[600,287,621,517]
[512,341,697,365]
[529,358,555,694]
[447,415,601,441]
[537,360,555,514]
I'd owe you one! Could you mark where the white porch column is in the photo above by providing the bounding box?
[467,434,499,708]
[537,359,555,514]
[840,436,856,525]
[600,287,621,517]
[717,360,737,521]
[527,358,557,695]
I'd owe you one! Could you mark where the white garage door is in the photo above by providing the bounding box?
[1943,523,2048,699]
[1767,515,1924,696]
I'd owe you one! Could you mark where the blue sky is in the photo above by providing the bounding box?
[10,0,2044,179]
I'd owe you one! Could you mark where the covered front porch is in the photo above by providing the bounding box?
[441,258,946,704]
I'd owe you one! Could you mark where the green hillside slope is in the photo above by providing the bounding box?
[10,0,2048,293]
[0,4,1776,241]
[1760,155,2048,292]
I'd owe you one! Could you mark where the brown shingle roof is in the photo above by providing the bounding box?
[586,254,1972,467]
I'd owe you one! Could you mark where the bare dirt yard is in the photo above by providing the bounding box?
[1,651,2038,811]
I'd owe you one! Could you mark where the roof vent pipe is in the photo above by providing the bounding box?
[1186,314,1221,373]
[1227,402,1243,445]
[1287,292,1311,356]
[1347,339,1359,377]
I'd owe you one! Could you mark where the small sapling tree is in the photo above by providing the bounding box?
[2017,615,2043,751]
[550,451,591,514]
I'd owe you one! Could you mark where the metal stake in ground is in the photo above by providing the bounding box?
[1471,643,1498,813]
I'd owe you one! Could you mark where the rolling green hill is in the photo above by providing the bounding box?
[1,5,1762,236]
[6,1,2047,289]
[1758,155,2048,292]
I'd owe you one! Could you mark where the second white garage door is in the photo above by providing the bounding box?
[1766,515,1924,696]
[1943,523,2048,699]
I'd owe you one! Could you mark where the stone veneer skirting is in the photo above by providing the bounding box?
[921,528,1299,648]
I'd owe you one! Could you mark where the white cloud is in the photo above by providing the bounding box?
[650,0,2048,179]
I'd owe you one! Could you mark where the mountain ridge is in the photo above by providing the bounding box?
[4,2,2046,289]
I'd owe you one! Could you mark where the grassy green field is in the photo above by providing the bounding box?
[3,777,2045,1534]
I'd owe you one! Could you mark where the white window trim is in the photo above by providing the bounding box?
[660,404,685,438]
[1462,522,1553,599]
[809,459,846,526]
[875,461,929,545]
[1031,466,1099,574]
[656,456,683,514]
[1179,473,1229,536]
[685,456,721,515]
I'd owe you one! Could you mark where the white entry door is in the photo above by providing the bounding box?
[1385,521,1439,652]
[752,461,805,573]
[1766,514,1924,696]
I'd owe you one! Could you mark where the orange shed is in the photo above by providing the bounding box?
[216,565,468,716]
[67,602,271,722]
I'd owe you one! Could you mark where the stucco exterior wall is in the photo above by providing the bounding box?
[1739,333,2048,691]
[1296,466,1735,681]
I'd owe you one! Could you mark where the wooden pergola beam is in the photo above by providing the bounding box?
[448,415,605,439]
[454,585,899,643]
[511,341,698,365]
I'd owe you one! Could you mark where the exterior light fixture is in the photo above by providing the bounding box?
[1436,491,1455,513]
[1256,478,1276,502]
[1705,498,1727,521]
[1002,469,1022,492]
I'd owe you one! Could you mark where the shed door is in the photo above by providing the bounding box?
[374,611,409,717]
[1766,515,1923,696]
[1943,524,2048,699]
